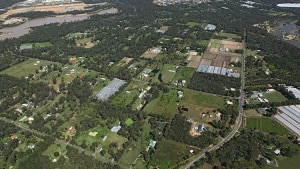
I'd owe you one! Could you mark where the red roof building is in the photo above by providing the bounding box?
[68,126,76,133]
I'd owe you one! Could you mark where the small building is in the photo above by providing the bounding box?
[28,143,35,149]
[187,118,193,123]
[267,84,272,88]
[11,134,18,140]
[226,100,233,105]
[68,126,76,133]
[274,149,281,155]
[111,126,121,133]
[205,24,216,31]
[69,57,77,64]
[195,124,206,132]
[178,91,184,99]
[149,140,157,148]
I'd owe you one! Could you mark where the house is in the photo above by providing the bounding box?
[264,157,270,164]
[195,124,206,132]
[274,149,281,155]
[266,89,275,93]
[68,126,76,133]
[177,91,184,99]
[69,57,77,64]
[28,143,35,149]
[11,134,18,140]
[149,140,157,148]
[267,84,272,88]
[226,100,233,105]
[187,118,194,123]
[111,126,121,133]
[205,24,216,31]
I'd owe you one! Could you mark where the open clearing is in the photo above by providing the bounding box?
[141,47,161,59]
[264,91,287,102]
[0,2,106,19]
[111,81,148,107]
[144,89,225,120]
[172,67,195,87]
[0,58,56,78]
[150,139,196,169]
[245,117,289,136]
[21,42,52,48]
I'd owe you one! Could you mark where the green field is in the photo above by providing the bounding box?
[172,67,195,87]
[150,139,193,168]
[217,32,241,39]
[197,40,210,47]
[42,143,67,159]
[125,118,134,126]
[111,81,147,107]
[76,126,127,150]
[154,64,177,83]
[144,89,225,119]
[144,90,179,118]
[67,32,85,38]
[211,39,221,48]
[76,37,92,45]
[186,22,198,28]
[245,117,289,136]
[264,92,287,102]
[183,90,225,109]
[0,58,56,78]
[21,42,52,48]
[119,123,151,167]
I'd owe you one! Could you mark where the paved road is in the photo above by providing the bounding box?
[184,29,247,169]
[0,117,129,169]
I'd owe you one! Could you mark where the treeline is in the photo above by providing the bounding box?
[0,0,22,9]
[8,11,56,19]
[164,114,217,149]
[189,72,241,96]
[190,130,299,169]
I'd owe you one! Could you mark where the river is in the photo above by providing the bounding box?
[0,14,89,40]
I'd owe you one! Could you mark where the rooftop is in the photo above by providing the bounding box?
[96,78,126,101]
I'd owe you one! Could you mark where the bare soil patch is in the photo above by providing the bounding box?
[200,58,212,65]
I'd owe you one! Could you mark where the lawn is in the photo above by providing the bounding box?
[76,126,127,150]
[277,144,300,169]
[144,90,179,118]
[172,67,195,87]
[154,64,178,83]
[126,118,134,126]
[183,90,225,109]
[21,42,52,48]
[264,91,287,102]
[210,39,221,48]
[245,117,290,136]
[197,40,210,47]
[217,32,241,39]
[144,89,226,120]
[119,122,151,167]
[180,90,226,122]
[42,143,67,159]
[0,58,56,78]
[186,22,199,28]
[111,81,147,107]
[150,139,194,168]
[76,37,92,46]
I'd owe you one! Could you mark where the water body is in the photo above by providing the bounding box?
[277,3,300,8]
[0,14,89,40]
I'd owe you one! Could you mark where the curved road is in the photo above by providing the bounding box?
[184,29,247,169]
